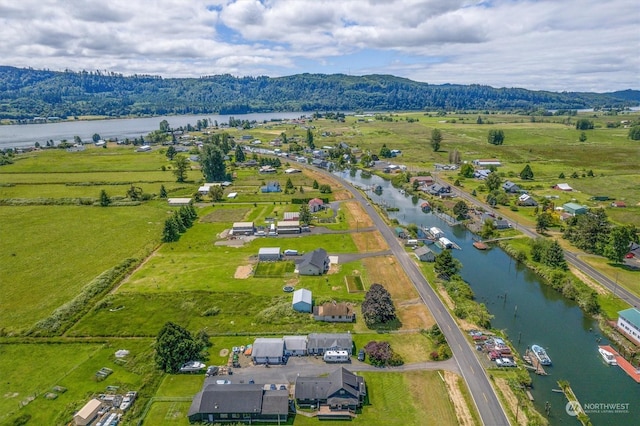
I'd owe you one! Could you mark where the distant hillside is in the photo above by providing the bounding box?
[0,66,636,120]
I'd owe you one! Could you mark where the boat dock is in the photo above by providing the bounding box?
[524,349,548,375]
[600,345,640,383]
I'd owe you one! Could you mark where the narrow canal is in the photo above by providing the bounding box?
[338,170,639,425]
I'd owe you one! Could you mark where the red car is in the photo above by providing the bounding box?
[625,253,635,259]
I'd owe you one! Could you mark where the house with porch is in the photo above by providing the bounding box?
[617,308,640,346]
[295,368,366,415]
[313,301,356,322]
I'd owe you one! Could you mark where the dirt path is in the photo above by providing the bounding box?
[444,371,476,426]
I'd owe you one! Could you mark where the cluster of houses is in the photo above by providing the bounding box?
[250,333,354,364]
[187,366,366,423]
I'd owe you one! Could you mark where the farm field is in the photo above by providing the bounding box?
[2,110,637,424]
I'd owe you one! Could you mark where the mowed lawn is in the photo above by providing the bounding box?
[0,203,168,332]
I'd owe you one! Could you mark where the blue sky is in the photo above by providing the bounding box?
[0,0,637,92]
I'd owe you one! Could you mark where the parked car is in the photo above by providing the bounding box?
[206,366,219,377]
[216,379,231,385]
[358,349,366,362]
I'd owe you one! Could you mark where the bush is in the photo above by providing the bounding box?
[202,307,221,317]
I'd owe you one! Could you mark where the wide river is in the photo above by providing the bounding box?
[338,170,638,426]
[0,112,305,149]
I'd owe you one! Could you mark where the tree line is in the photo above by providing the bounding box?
[1,66,637,120]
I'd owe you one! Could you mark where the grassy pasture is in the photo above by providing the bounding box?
[253,261,296,277]
[0,204,167,333]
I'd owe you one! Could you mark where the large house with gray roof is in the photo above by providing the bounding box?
[295,367,366,414]
[297,248,329,276]
[307,333,353,355]
[187,383,288,424]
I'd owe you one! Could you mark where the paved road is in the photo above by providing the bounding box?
[328,173,510,426]
[431,174,640,309]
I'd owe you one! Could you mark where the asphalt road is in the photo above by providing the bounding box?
[329,173,511,426]
[431,173,640,310]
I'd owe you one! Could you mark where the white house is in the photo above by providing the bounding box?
[617,308,640,345]
[292,288,312,313]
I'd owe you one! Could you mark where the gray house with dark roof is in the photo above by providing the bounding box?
[187,383,288,423]
[502,181,521,193]
[251,338,285,365]
[307,333,353,355]
[295,367,366,413]
[297,248,329,276]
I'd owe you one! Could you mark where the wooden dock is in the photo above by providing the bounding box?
[600,345,640,383]
[524,349,548,375]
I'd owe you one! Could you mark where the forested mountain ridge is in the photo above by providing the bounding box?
[0,66,638,120]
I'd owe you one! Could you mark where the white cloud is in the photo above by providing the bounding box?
[0,0,636,91]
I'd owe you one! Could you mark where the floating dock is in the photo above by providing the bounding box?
[473,241,488,250]
[524,348,548,375]
[599,345,640,383]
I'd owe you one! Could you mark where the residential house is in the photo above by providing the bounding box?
[187,383,288,424]
[295,368,366,413]
[617,308,640,346]
[259,165,277,174]
[258,247,281,262]
[307,333,353,355]
[261,181,281,193]
[474,169,492,180]
[251,338,285,365]
[518,194,538,206]
[502,181,521,193]
[414,246,436,262]
[493,219,510,230]
[425,183,452,197]
[554,183,573,191]
[410,176,434,186]
[308,198,324,212]
[313,301,356,322]
[283,336,308,356]
[292,289,313,313]
[297,248,329,276]
[563,202,587,216]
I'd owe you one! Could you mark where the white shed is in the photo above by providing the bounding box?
[258,247,281,261]
[292,289,312,312]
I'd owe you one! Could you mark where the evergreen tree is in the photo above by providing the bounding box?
[166,146,177,160]
[159,185,168,198]
[379,143,392,158]
[487,129,505,145]
[285,177,294,190]
[543,240,567,269]
[299,204,312,225]
[201,144,227,182]
[99,189,111,207]
[162,217,181,242]
[235,144,245,162]
[173,212,186,233]
[519,164,534,180]
[453,201,469,219]
[312,180,319,189]
[306,128,315,149]
[430,128,442,152]
[434,250,461,278]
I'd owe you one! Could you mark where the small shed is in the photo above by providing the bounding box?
[74,399,102,426]
[258,247,281,261]
[554,183,573,191]
[563,202,587,216]
[292,289,313,313]
[414,246,436,262]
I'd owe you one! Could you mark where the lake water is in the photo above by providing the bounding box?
[338,170,639,425]
[0,112,306,149]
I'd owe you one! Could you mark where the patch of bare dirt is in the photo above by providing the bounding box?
[343,201,374,227]
[234,265,253,279]
[219,348,229,357]
[352,231,388,252]
[444,371,475,426]
[569,265,607,295]
[495,377,528,425]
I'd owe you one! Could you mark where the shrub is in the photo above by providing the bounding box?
[202,307,221,317]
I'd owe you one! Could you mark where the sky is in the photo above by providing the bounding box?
[0,0,638,93]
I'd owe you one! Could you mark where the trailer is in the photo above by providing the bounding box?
[323,350,350,363]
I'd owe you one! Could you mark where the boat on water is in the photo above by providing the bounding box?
[531,344,552,366]
[598,347,617,366]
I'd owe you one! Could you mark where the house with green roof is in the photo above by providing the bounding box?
[617,308,640,346]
